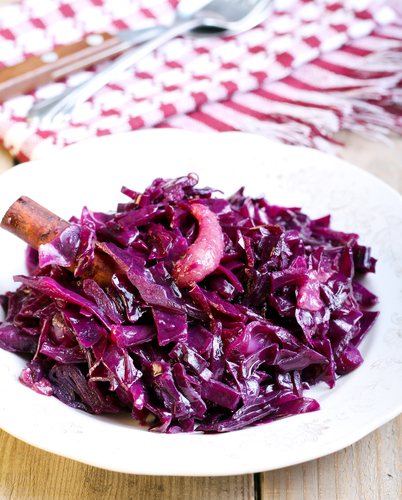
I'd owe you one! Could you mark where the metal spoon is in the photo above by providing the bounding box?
[28,0,273,125]
[27,0,209,116]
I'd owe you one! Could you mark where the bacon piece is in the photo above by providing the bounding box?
[172,203,225,289]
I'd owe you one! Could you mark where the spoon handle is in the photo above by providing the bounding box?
[28,18,203,124]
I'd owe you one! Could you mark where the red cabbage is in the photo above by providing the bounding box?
[0,173,379,433]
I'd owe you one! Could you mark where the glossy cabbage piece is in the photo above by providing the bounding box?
[0,174,379,433]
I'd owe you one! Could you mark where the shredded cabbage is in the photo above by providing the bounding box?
[0,174,379,433]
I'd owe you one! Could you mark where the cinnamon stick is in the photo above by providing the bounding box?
[1,196,70,247]
[1,196,118,287]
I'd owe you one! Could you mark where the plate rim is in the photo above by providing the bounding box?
[0,129,401,476]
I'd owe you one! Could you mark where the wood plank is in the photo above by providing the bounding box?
[302,460,319,500]
[335,131,402,194]
[375,419,402,499]
[260,415,402,499]
[353,429,379,500]
[0,428,255,500]
[317,454,336,500]
[0,144,13,175]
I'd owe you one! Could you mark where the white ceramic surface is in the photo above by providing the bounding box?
[0,130,401,476]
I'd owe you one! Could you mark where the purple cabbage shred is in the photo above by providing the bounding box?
[0,174,379,433]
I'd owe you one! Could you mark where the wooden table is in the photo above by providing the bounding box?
[1,0,402,494]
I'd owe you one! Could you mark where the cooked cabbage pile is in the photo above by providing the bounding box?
[0,174,379,433]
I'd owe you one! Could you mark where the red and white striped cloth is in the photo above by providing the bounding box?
[0,0,401,162]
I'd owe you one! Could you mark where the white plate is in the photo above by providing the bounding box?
[0,130,401,476]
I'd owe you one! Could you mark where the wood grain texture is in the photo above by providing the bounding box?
[0,143,13,175]
[335,131,402,194]
[260,415,402,500]
[0,429,255,500]
[0,32,124,102]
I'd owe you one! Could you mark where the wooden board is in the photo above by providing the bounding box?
[0,144,13,175]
